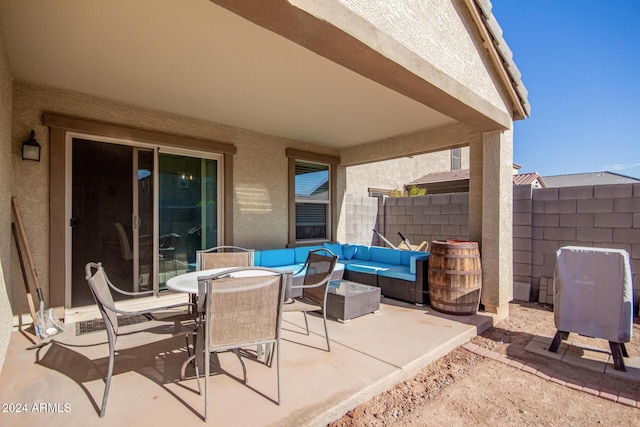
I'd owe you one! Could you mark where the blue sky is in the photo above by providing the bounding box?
[491,0,640,179]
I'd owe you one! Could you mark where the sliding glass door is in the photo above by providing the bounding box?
[158,152,219,286]
[69,136,221,308]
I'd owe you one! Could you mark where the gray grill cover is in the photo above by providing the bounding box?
[553,246,633,343]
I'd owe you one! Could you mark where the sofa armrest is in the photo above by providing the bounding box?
[414,256,429,304]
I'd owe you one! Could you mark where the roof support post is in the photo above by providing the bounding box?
[469,129,513,321]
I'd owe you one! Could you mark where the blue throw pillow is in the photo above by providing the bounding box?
[342,244,358,260]
[323,243,344,260]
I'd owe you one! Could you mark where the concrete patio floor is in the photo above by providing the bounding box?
[0,298,493,426]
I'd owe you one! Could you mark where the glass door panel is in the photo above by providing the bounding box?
[158,153,218,286]
[71,139,125,307]
[135,148,154,291]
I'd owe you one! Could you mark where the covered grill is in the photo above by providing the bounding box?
[549,246,633,371]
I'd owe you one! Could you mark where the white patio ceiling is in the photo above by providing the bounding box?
[0,0,456,148]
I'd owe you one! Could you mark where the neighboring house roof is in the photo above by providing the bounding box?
[408,169,545,194]
[410,169,471,186]
[513,172,546,187]
[409,169,640,192]
[542,171,640,188]
[409,169,470,194]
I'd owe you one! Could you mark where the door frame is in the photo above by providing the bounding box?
[46,113,236,313]
[65,132,160,306]
[157,145,225,278]
[66,136,225,307]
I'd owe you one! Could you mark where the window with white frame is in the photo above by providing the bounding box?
[294,160,330,241]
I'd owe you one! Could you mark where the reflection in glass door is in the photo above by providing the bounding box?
[158,153,219,286]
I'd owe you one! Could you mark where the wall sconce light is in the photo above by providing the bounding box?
[22,130,41,162]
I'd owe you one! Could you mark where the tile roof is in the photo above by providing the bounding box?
[513,172,546,187]
[409,169,470,185]
[468,0,530,118]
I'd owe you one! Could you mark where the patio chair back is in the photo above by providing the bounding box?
[301,250,338,307]
[204,273,284,350]
[196,245,254,270]
[282,249,337,352]
[85,262,120,335]
[198,267,286,420]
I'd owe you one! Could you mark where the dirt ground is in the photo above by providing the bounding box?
[329,301,640,426]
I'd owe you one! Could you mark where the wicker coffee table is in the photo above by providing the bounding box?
[326,280,381,323]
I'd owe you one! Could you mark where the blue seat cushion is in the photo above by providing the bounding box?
[344,260,392,275]
[377,265,416,282]
[270,264,305,277]
[353,245,371,261]
[370,246,402,265]
[323,243,344,259]
[293,245,324,263]
[258,248,295,267]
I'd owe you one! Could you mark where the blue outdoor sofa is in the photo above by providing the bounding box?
[252,243,430,305]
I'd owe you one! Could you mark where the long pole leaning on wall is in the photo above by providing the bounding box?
[11,222,41,347]
[12,196,65,347]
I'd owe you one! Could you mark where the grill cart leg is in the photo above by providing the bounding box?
[548,330,569,353]
[609,342,627,372]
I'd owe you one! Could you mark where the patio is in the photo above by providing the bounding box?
[0,297,492,426]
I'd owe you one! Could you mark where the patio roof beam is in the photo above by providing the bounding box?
[211,0,512,133]
[339,123,481,167]
[43,113,237,155]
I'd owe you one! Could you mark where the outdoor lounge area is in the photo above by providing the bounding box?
[253,243,430,305]
[0,297,493,425]
[0,2,529,425]
[4,0,640,424]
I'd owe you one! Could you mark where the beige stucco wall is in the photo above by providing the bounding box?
[476,129,514,318]
[4,0,520,329]
[0,17,14,374]
[340,0,504,108]
[338,0,506,108]
[340,122,482,167]
[336,123,481,244]
[294,0,511,125]
[8,81,340,316]
[345,147,470,197]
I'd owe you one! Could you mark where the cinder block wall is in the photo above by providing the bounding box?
[344,193,469,248]
[346,183,640,312]
[513,186,534,300]
[528,184,640,310]
[344,194,379,245]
